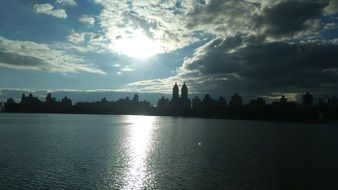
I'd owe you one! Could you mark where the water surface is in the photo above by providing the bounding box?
[0,113,338,189]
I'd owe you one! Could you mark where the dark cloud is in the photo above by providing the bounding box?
[0,51,46,68]
[186,0,333,38]
[186,0,259,35]
[184,36,244,74]
[0,36,105,74]
[182,36,338,95]
[255,0,329,37]
[180,0,338,96]
[0,51,81,73]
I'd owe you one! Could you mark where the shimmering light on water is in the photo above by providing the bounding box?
[122,115,156,189]
[1,113,338,189]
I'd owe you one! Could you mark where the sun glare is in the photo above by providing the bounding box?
[122,115,156,189]
[114,30,164,59]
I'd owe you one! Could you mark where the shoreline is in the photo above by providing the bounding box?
[1,111,336,125]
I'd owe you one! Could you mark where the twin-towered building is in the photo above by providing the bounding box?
[171,82,191,108]
[157,82,244,112]
[157,82,191,112]
[172,82,188,100]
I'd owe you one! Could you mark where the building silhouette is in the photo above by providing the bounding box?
[46,93,57,105]
[2,83,338,123]
[21,93,41,105]
[328,96,338,107]
[0,102,4,112]
[203,94,216,108]
[157,82,191,114]
[157,96,170,109]
[132,94,139,103]
[229,93,242,107]
[192,96,203,109]
[181,82,188,99]
[249,98,266,107]
[302,92,313,107]
[180,82,191,109]
[280,96,288,104]
[172,82,179,101]
[61,96,72,106]
[218,96,227,107]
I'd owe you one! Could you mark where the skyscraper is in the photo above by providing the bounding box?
[302,92,313,107]
[172,82,179,100]
[229,93,243,107]
[181,82,188,99]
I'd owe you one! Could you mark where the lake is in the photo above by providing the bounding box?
[0,113,337,189]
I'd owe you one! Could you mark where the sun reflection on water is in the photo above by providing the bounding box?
[122,115,156,189]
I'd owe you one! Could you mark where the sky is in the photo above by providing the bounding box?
[1,0,338,103]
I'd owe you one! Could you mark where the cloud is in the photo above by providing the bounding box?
[94,0,200,53]
[33,3,67,19]
[67,30,86,44]
[120,66,133,72]
[0,36,104,74]
[185,0,260,36]
[126,35,338,97]
[324,22,338,30]
[325,0,338,14]
[79,15,95,25]
[91,0,337,56]
[56,0,77,7]
[22,0,338,98]
[255,0,329,38]
[92,0,336,97]
[181,36,338,93]
[64,31,109,53]
[123,78,176,94]
[93,0,254,55]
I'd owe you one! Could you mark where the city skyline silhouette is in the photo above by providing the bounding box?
[2,83,338,123]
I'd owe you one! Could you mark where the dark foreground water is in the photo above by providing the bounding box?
[0,113,338,190]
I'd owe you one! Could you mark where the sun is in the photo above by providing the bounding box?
[114,30,164,59]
